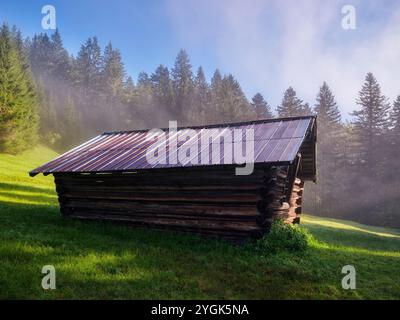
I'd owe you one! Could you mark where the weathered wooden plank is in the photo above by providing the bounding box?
[63,199,259,217]
[68,212,262,232]
[60,191,262,203]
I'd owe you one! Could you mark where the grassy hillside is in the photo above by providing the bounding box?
[0,146,399,299]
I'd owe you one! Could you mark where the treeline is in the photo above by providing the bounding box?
[24,28,266,151]
[306,77,400,228]
[0,25,38,153]
[0,24,399,227]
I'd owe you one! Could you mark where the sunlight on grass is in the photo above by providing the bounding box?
[303,215,400,239]
[0,146,57,201]
[309,238,400,258]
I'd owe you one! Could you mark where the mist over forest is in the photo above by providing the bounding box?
[1,24,399,227]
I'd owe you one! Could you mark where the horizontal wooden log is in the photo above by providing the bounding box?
[59,184,263,192]
[65,208,257,224]
[56,181,265,191]
[59,191,262,204]
[59,188,262,198]
[63,199,259,218]
[68,211,261,232]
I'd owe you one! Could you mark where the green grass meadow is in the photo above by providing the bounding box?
[0,146,399,299]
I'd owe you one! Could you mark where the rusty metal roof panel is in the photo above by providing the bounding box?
[30,116,316,176]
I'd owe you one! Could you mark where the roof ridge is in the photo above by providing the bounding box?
[101,115,316,135]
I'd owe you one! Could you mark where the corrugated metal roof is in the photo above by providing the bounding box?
[30,116,315,176]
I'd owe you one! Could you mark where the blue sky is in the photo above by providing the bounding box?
[1,0,399,118]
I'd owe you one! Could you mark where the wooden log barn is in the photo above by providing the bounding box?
[30,116,317,242]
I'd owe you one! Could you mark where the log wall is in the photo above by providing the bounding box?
[54,165,304,242]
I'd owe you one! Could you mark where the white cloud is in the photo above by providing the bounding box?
[166,0,400,118]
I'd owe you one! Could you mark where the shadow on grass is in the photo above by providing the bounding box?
[0,190,57,204]
[0,182,55,195]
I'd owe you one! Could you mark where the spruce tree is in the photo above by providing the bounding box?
[313,82,344,214]
[348,73,392,222]
[36,77,60,146]
[171,49,194,123]
[73,37,102,90]
[251,93,273,119]
[137,71,150,87]
[390,95,400,140]
[277,87,308,117]
[11,26,30,70]
[102,42,125,97]
[389,95,400,175]
[50,29,71,82]
[61,95,81,149]
[209,69,223,123]
[29,30,75,149]
[122,76,135,104]
[125,76,135,93]
[315,82,341,124]
[0,24,38,153]
[351,73,390,171]
[150,65,174,116]
[72,37,103,135]
[100,42,126,131]
[135,71,155,127]
[191,66,210,124]
[217,74,254,122]
[29,33,53,78]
